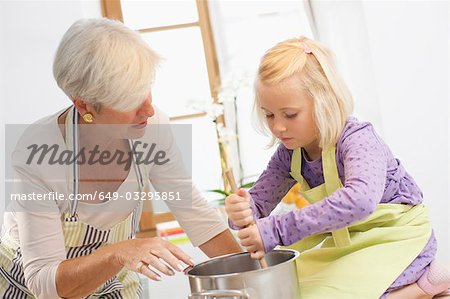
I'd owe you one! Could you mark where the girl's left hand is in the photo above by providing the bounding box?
[238,224,266,259]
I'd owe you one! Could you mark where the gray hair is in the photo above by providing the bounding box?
[53,18,160,112]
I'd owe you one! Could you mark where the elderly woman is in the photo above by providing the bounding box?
[0,18,240,298]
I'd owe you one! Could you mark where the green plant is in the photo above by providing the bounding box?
[207,182,254,205]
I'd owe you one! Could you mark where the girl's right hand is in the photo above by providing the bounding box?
[113,237,194,281]
[225,188,254,227]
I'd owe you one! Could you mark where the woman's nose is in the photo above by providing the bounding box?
[141,96,154,117]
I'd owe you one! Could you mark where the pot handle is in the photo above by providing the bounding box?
[188,289,249,299]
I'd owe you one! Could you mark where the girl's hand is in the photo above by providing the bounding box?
[238,224,265,259]
[114,237,194,281]
[225,188,254,227]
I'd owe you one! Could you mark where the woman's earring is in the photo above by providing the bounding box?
[82,113,94,123]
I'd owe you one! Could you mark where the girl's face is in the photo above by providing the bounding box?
[257,76,319,152]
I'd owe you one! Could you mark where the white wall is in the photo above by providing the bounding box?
[0,0,102,225]
[0,1,102,123]
[364,0,449,262]
[310,0,383,130]
[311,0,449,262]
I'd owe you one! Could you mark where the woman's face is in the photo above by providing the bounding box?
[88,92,155,126]
[256,76,319,152]
[77,92,155,140]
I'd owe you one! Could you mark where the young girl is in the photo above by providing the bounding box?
[225,37,450,299]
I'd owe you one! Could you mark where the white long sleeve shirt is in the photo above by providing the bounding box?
[2,106,227,298]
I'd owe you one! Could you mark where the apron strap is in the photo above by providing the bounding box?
[64,107,79,221]
[331,228,351,247]
[290,148,310,191]
[65,106,146,222]
[322,147,340,197]
[322,147,351,247]
[290,146,352,247]
[128,139,145,189]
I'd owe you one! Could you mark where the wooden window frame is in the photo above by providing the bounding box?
[101,0,221,105]
[101,0,227,237]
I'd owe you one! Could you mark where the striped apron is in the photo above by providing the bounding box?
[0,107,146,298]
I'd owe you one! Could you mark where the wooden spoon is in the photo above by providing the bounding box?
[225,169,268,269]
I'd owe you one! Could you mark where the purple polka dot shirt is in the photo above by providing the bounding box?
[229,118,436,294]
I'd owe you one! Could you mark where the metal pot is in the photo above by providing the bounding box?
[186,249,300,299]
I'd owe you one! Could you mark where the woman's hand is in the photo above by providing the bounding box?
[114,237,194,281]
[238,224,265,259]
[225,189,254,227]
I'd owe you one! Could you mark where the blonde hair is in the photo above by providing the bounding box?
[255,36,354,148]
[53,18,160,112]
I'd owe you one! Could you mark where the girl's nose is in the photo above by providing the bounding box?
[272,119,286,134]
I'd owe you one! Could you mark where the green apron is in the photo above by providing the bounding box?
[286,147,431,298]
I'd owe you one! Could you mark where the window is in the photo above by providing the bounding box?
[101,0,225,216]
[209,1,315,183]
[102,0,316,192]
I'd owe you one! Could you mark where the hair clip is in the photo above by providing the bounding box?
[299,42,312,54]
